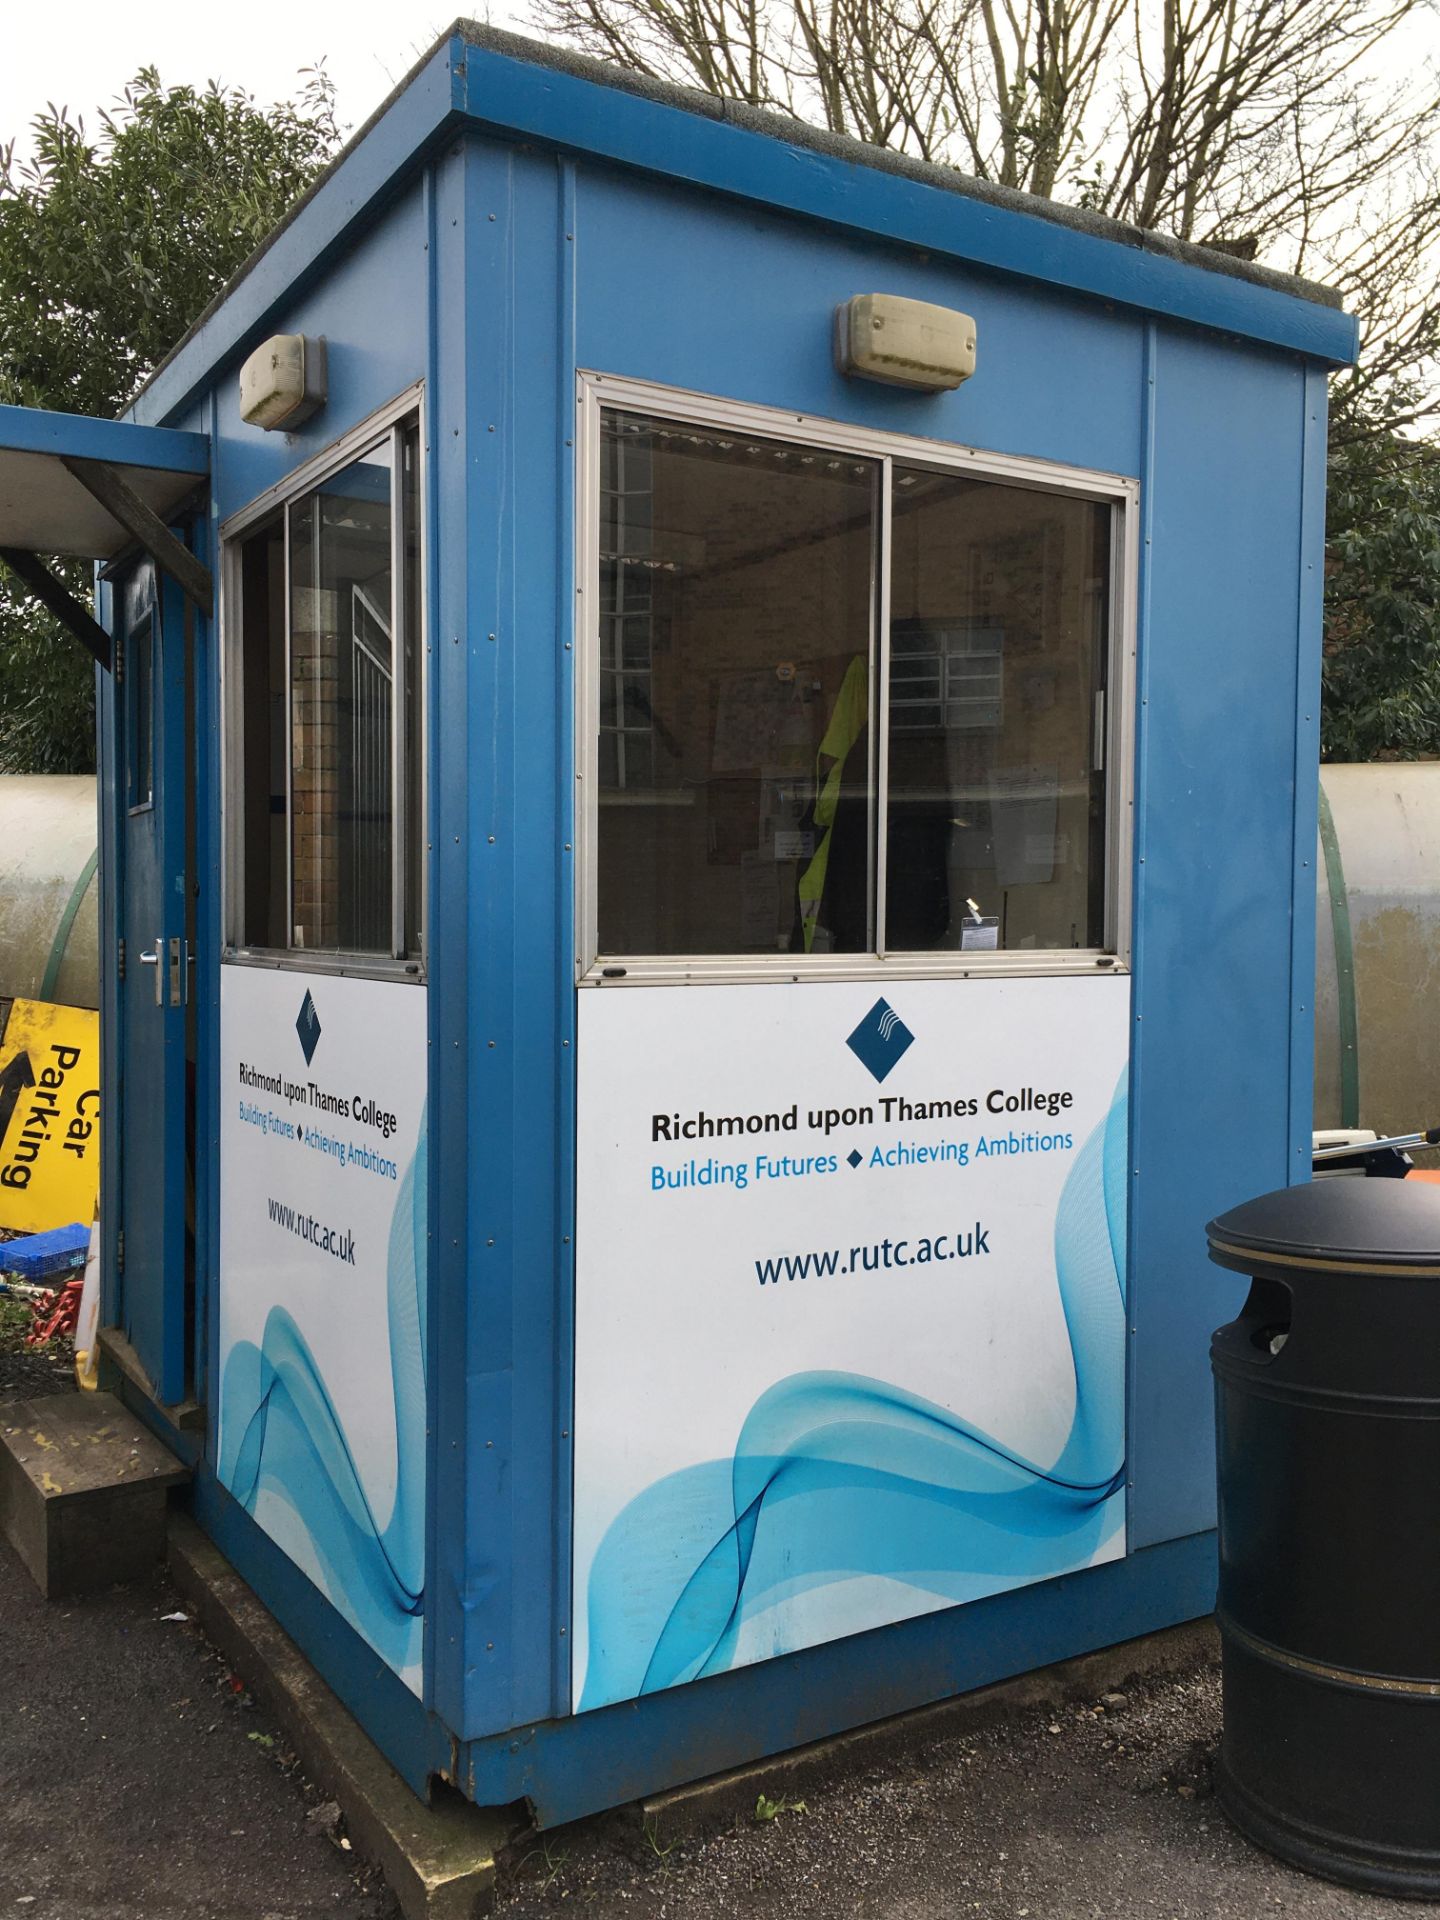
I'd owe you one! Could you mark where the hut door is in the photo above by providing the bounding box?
[113,559,190,1405]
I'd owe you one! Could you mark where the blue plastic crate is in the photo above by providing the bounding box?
[0,1223,90,1282]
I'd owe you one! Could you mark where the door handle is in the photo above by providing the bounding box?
[137,942,163,1006]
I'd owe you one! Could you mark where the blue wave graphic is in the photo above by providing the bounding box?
[219,1111,428,1684]
[579,1083,1128,1710]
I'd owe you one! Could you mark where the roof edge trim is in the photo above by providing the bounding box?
[133,20,1357,426]
[0,403,209,473]
[452,27,1356,367]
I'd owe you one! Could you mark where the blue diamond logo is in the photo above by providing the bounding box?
[296,991,322,1067]
[846,998,914,1083]
[847,1148,863,1168]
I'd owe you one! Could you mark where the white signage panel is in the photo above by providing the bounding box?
[218,966,427,1692]
[573,975,1130,1712]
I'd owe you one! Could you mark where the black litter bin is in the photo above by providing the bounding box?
[1207,1177,1440,1897]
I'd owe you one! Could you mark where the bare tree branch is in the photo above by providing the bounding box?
[528,0,1440,434]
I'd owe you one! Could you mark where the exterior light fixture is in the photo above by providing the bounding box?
[836,294,977,391]
[238,334,328,431]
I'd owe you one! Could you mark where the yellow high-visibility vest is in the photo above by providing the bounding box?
[797,655,867,951]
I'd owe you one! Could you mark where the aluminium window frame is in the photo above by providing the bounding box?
[574,371,1138,988]
[219,383,427,984]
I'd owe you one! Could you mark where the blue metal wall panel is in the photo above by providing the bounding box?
[191,1467,441,1796]
[1127,324,1310,1550]
[427,141,480,1737]
[428,139,577,1746]
[131,39,467,430]
[156,179,434,1714]
[451,34,1356,368]
[206,185,430,525]
[433,140,1322,1745]
[198,393,223,1421]
[454,1528,1218,1827]
[129,26,1352,445]
[574,165,1145,478]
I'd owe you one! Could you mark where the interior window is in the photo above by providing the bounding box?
[127,614,155,810]
[596,414,878,956]
[231,417,422,963]
[886,469,1110,952]
[593,405,1117,962]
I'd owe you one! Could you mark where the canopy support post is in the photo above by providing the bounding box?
[61,458,213,613]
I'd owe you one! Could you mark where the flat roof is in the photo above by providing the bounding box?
[132,22,1356,425]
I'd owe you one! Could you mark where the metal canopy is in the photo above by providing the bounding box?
[0,403,212,671]
[0,403,209,556]
[0,445,199,558]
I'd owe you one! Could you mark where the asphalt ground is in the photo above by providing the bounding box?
[0,1532,400,1920]
[2,1509,1437,1920]
[494,1661,1440,1920]
[2,1309,1436,1919]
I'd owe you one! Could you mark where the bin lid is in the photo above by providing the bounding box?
[1208,1178,1440,1275]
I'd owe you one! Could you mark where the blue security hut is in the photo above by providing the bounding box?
[0,24,1354,1829]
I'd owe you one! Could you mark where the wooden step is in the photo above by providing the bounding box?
[0,1391,189,1598]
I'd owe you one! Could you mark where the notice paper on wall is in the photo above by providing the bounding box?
[573,973,1131,1713]
[991,764,1059,886]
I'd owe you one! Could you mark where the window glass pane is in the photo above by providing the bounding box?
[128,616,154,808]
[596,410,878,955]
[238,517,287,948]
[885,469,1110,952]
[289,442,394,954]
[402,424,424,958]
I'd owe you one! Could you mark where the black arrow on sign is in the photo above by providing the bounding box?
[0,1051,36,1150]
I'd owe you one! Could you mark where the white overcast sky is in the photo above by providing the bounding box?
[0,3,527,166]
[4,2,1430,173]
